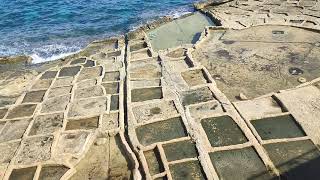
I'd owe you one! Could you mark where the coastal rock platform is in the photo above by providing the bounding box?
[1,0,320,179]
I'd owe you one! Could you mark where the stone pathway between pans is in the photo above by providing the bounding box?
[1,0,320,179]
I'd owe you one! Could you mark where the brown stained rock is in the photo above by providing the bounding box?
[58,66,81,77]
[0,119,31,142]
[22,90,46,103]
[181,69,210,87]
[77,66,102,81]
[9,166,37,180]
[48,86,72,98]
[68,97,107,117]
[0,141,20,164]
[103,71,120,82]
[32,79,52,90]
[110,95,119,111]
[131,87,163,102]
[15,136,54,165]
[65,116,99,130]
[6,104,37,119]
[101,112,119,131]
[52,77,73,88]
[29,113,64,136]
[41,95,70,113]
[133,100,179,123]
[0,108,8,119]
[102,82,119,94]
[56,131,90,155]
[40,71,57,79]
[74,86,104,99]
[39,165,70,180]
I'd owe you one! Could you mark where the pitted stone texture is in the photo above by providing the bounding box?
[74,86,104,99]
[188,100,225,120]
[234,97,285,120]
[7,104,37,119]
[210,147,274,180]
[41,95,70,113]
[169,160,206,180]
[76,79,97,89]
[68,97,107,117]
[136,117,187,146]
[48,86,72,98]
[201,115,248,147]
[29,113,64,136]
[103,71,120,82]
[131,49,152,60]
[264,140,320,179]
[102,82,119,94]
[0,119,31,142]
[22,90,46,103]
[56,131,90,155]
[77,66,102,81]
[131,87,163,102]
[59,66,81,77]
[181,69,210,87]
[129,59,161,79]
[180,87,214,106]
[0,141,20,164]
[0,108,8,119]
[40,71,57,79]
[101,112,119,131]
[65,116,99,130]
[15,135,54,165]
[32,79,52,90]
[52,77,73,87]
[9,166,37,180]
[133,100,179,123]
[39,165,70,180]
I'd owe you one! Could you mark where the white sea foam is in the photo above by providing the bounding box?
[30,51,78,64]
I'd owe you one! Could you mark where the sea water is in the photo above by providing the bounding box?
[0,0,198,63]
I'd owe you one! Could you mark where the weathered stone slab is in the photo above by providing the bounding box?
[22,90,46,103]
[0,108,8,119]
[77,66,102,81]
[41,95,70,113]
[68,97,107,117]
[210,147,274,180]
[74,86,104,99]
[70,58,86,65]
[48,86,72,98]
[15,136,54,164]
[29,113,64,136]
[264,140,320,179]
[103,71,120,82]
[56,131,90,155]
[7,104,37,119]
[0,119,31,142]
[52,77,73,87]
[133,100,178,123]
[131,49,152,60]
[201,115,248,147]
[130,79,161,89]
[181,69,210,87]
[131,87,163,102]
[252,114,306,140]
[130,42,147,52]
[76,79,97,89]
[32,79,52,89]
[0,96,17,108]
[59,66,81,77]
[180,87,214,106]
[102,82,119,94]
[65,116,99,130]
[0,141,20,164]
[136,117,187,146]
[169,160,206,180]
[9,166,37,180]
[40,71,57,79]
[39,165,70,180]
[188,100,224,120]
[144,148,164,175]
[101,112,119,131]
[233,97,284,120]
[130,60,161,79]
[163,140,198,162]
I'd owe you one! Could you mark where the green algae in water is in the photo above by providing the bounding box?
[201,115,248,147]
[251,114,306,140]
[169,160,206,180]
[136,117,187,146]
[163,140,198,162]
[209,147,274,180]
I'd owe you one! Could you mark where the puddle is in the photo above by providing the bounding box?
[39,165,70,180]
[136,117,187,146]
[181,87,214,106]
[131,87,163,102]
[201,115,248,147]
[163,140,198,162]
[9,166,37,180]
[65,116,99,130]
[169,160,206,180]
[144,148,165,175]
